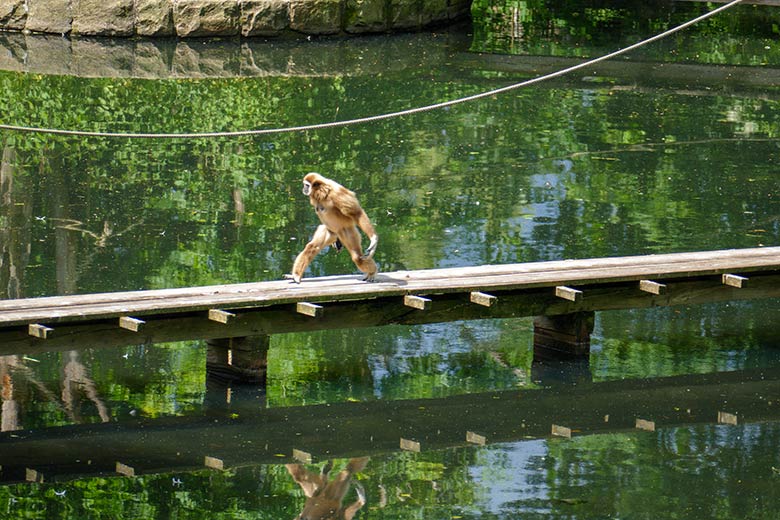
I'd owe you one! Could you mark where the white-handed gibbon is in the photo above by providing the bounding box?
[288,172,378,283]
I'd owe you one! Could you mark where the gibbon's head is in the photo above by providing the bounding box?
[302,172,330,200]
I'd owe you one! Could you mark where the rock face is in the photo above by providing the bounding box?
[289,0,341,35]
[136,0,175,36]
[26,0,72,34]
[174,0,241,37]
[344,0,385,33]
[241,0,289,37]
[7,0,471,37]
[72,0,135,36]
[0,0,27,31]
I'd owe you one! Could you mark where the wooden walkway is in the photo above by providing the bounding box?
[0,246,778,353]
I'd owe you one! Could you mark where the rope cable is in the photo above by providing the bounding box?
[0,0,743,139]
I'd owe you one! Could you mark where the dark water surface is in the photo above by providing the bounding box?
[1,1,780,518]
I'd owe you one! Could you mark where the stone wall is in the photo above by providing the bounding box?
[0,0,472,37]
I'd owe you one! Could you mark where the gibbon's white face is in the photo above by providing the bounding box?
[302,179,312,196]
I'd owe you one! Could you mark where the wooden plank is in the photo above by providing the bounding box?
[292,449,312,464]
[639,280,667,295]
[470,291,497,307]
[718,411,738,425]
[296,302,323,318]
[0,247,777,327]
[208,309,236,324]
[118,316,145,332]
[400,438,421,452]
[404,295,432,310]
[28,324,53,339]
[204,456,224,470]
[3,273,780,355]
[722,274,748,288]
[25,468,43,483]
[551,424,572,439]
[466,431,486,445]
[116,462,135,476]
[635,418,656,432]
[555,286,582,302]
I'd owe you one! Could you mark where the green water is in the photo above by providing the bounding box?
[1,1,780,518]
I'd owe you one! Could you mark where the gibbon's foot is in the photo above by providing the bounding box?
[362,273,377,282]
[354,482,366,504]
[364,235,378,258]
[283,274,302,284]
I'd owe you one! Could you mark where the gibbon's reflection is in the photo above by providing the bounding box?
[286,457,368,520]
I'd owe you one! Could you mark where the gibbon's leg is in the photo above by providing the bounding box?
[342,483,366,520]
[290,224,338,283]
[356,211,378,259]
[338,226,378,281]
[320,457,368,509]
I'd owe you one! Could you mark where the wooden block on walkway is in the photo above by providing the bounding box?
[204,456,224,470]
[466,431,486,445]
[28,324,53,339]
[635,418,656,432]
[639,279,667,295]
[551,424,572,439]
[555,286,582,302]
[400,438,421,452]
[722,273,748,288]
[26,468,44,483]
[470,291,497,307]
[116,462,135,476]
[119,316,145,332]
[296,302,323,318]
[208,309,236,324]
[404,295,432,310]
[293,449,312,464]
[718,411,738,425]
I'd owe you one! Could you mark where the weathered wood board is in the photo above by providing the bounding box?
[0,247,776,329]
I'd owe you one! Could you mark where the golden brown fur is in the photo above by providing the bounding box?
[288,172,378,283]
[287,457,369,520]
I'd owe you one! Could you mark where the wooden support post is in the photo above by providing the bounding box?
[470,291,497,307]
[404,295,432,310]
[118,316,145,332]
[206,335,270,386]
[297,302,323,318]
[551,424,572,439]
[639,280,667,295]
[533,312,594,360]
[204,456,224,470]
[555,286,582,302]
[635,418,656,432]
[293,449,312,464]
[25,468,44,483]
[466,431,486,445]
[209,309,236,324]
[722,273,748,288]
[28,324,53,339]
[116,462,135,476]
[400,438,421,452]
[718,411,738,425]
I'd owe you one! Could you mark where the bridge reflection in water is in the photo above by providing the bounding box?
[1,366,778,484]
